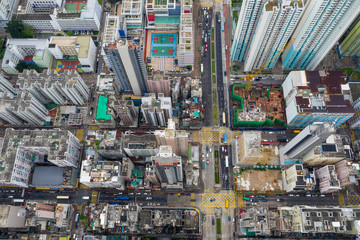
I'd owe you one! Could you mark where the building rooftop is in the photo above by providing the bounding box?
[96,96,111,120]
[31,166,64,186]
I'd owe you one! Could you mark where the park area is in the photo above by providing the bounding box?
[234,168,283,193]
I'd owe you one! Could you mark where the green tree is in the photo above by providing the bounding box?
[0,38,5,59]
[6,20,34,38]
[15,61,40,73]
[107,0,122,3]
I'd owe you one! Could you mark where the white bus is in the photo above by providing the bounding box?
[13,199,24,203]
[225,156,229,168]
[56,196,70,200]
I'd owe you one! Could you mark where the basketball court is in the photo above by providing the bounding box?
[151,33,177,57]
[56,60,83,73]
[65,0,87,12]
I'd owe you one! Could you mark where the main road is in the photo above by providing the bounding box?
[201,8,213,127]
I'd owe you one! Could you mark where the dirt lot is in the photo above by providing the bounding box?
[234,169,283,193]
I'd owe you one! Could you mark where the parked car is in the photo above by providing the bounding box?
[206,159,210,165]
[89,107,94,116]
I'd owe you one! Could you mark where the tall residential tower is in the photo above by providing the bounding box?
[282,0,360,70]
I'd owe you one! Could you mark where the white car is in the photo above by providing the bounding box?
[146,197,152,200]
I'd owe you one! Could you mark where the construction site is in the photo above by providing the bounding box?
[230,83,287,128]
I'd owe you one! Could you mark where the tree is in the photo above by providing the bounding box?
[15,61,40,73]
[6,20,34,38]
[107,0,122,3]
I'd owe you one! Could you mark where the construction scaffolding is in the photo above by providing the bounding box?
[231,84,287,128]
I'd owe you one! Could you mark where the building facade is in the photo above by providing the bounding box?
[232,0,304,71]
[103,39,148,95]
[282,71,354,128]
[340,15,360,57]
[0,0,19,29]
[282,0,360,70]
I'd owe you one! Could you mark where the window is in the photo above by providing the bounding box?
[340,212,344,217]
[352,212,356,217]
[317,212,322,217]
[306,220,311,226]
[328,212,333,217]
[324,220,329,225]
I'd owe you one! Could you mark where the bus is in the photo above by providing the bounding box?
[224,132,227,143]
[225,156,229,168]
[75,214,79,222]
[225,199,229,208]
[201,64,204,74]
[202,160,206,169]
[13,199,24,203]
[243,197,250,201]
[258,195,266,199]
[117,196,130,200]
[56,196,70,199]
[222,112,226,124]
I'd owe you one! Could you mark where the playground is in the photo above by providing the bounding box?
[56,59,83,73]
[150,33,177,57]
[65,0,87,12]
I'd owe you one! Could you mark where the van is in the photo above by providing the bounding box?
[206,153,209,158]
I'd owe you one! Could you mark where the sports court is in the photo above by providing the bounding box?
[65,0,87,12]
[56,60,83,73]
[151,33,177,57]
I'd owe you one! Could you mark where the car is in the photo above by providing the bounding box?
[277,198,284,202]
[206,153,209,158]
[209,147,212,153]
[144,193,148,195]
[246,203,251,206]
[260,199,268,202]
[129,193,134,195]
[145,197,152,200]
[136,193,142,195]
[249,195,255,198]
[89,107,94,116]
[234,135,238,139]
[92,194,97,197]
[210,198,215,202]
[251,202,257,205]
[202,153,204,157]
[233,218,235,223]
[212,218,215,225]
[205,43,208,48]
[10,190,15,193]
[205,48,207,52]
[206,159,210,165]
[228,216,231,221]
[8,196,13,198]
[224,149,227,154]
[92,118,95,124]
[222,147,224,152]
[251,198,259,202]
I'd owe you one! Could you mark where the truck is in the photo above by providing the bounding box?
[56,196,70,199]
[225,156,229,168]
[13,199,24,203]
[117,196,130,200]
[202,160,206,169]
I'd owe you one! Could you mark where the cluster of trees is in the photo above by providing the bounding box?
[6,20,34,38]
[15,61,40,73]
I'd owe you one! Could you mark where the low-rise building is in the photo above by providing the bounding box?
[96,74,116,94]
[235,131,279,166]
[2,39,52,74]
[239,207,277,236]
[282,164,316,192]
[95,95,116,128]
[48,36,97,73]
[0,205,26,229]
[80,158,125,190]
[316,165,341,194]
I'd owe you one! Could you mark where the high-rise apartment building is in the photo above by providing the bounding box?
[147,71,171,97]
[0,0,19,29]
[231,0,304,71]
[340,15,360,57]
[141,93,172,127]
[151,145,183,190]
[282,0,360,70]
[113,100,138,126]
[103,39,148,95]
[17,69,90,105]
[154,119,188,157]
[0,75,15,94]
[0,91,48,126]
[122,131,159,157]
[316,165,341,193]
[280,122,335,164]
[282,71,354,128]
[0,128,81,187]
[282,164,316,192]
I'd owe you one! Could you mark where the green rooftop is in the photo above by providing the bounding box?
[96,96,111,120]
[154,16,180,25]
